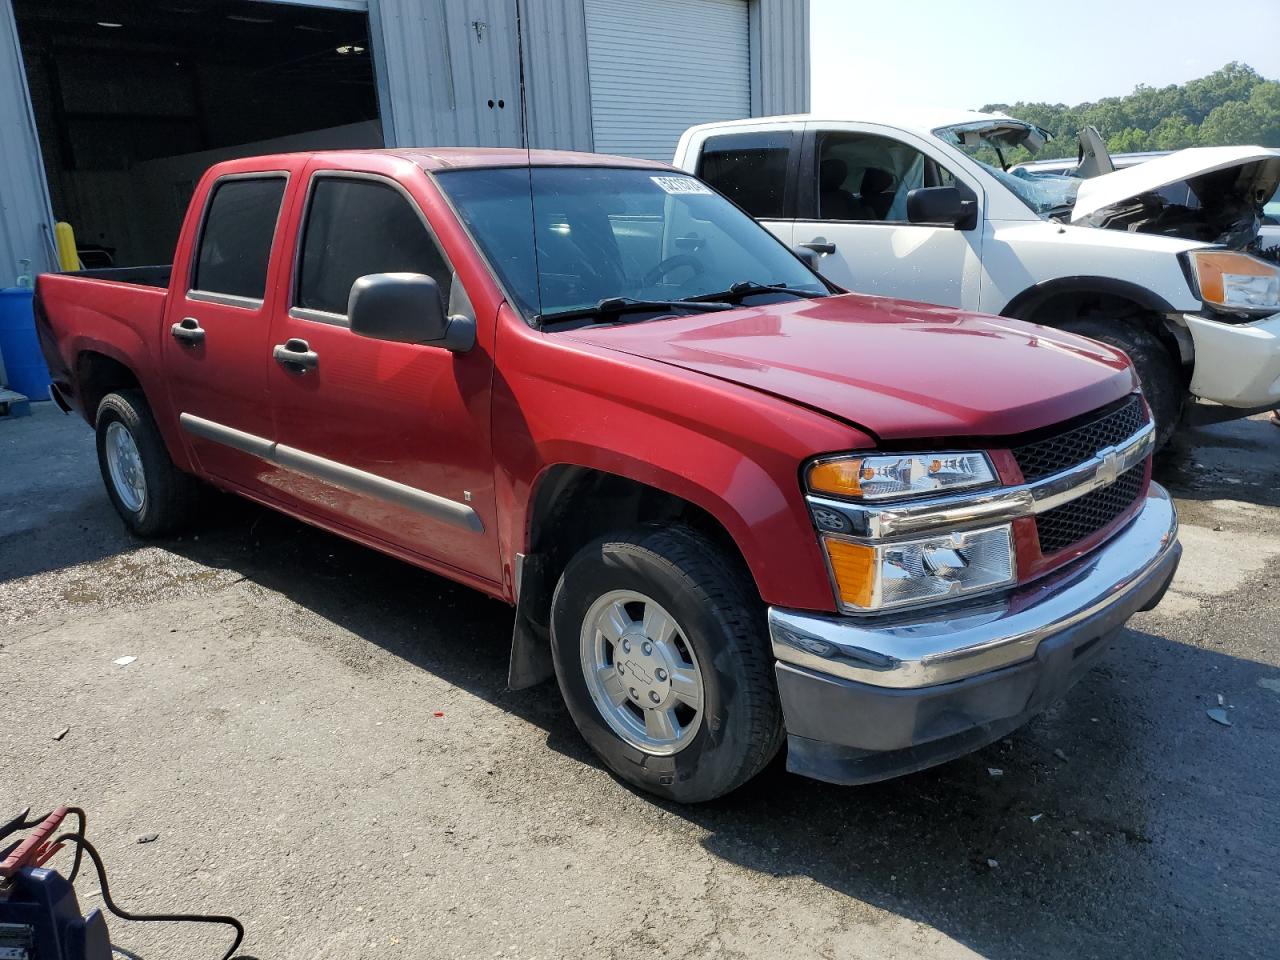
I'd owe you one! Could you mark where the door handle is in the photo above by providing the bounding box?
[273,338,319,372]
[800,239,837,255]
[171,317,205,344]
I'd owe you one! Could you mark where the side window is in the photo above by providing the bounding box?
[192,177,286,301]
[696,131,794,220]
[295,177,451,318]
[814,132,958,223]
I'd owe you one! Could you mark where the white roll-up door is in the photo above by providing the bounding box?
[584,0,750,161]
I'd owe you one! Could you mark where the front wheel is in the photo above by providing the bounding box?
[550,526,783,803]
[1060,317,1184,449]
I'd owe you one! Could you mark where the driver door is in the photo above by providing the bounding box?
[795,123,985,309]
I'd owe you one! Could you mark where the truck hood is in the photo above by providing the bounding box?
[564,295,1136,441]
[1071,145,1280,223]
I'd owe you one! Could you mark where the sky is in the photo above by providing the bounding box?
[809,0,1280,113]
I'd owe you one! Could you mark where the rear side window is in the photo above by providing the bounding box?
[696,131,794,219]
[295,177,451,317]
[192,177,286,301]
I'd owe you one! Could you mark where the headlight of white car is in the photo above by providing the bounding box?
[1184,249,1280,316]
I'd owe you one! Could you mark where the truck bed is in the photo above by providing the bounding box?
[61,264,172,288]
[34,269,172,421]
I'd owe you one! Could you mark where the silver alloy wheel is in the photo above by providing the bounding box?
[580,589,705,756]
[105,420,147,514]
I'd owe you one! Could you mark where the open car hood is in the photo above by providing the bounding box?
[564,295,1136,441]
[1071,145,1280,223]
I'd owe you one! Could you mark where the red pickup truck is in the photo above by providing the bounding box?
[36,148,1181,802]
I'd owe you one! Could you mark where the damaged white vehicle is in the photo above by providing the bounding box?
[675,111,1280,444]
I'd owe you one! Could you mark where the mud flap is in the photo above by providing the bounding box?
[508,553,555,690]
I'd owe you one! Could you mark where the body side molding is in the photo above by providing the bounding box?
[179,413,484,533]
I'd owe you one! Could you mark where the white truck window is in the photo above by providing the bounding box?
[815,132,955,223]
[696,131,795,220]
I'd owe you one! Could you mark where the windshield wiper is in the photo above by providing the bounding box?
[686,280,824,303]
[539,296,735,326]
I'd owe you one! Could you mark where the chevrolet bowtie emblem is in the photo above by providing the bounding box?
[1096,448,1121,486]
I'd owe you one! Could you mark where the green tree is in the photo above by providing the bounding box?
[1150,114,1199,150]
[1200,82,1280,146]
[980,62,1278,156]
[1108,127,1151,153]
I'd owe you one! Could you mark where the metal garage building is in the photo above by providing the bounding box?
[0,0,809,281]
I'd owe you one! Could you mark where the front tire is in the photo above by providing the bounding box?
[95,390,199,537]
[550,526,783,803]
[1060,316,1183,448]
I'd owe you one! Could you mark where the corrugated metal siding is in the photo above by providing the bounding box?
[517,0,593,151]
[751,0,809,116]
[584,0,751,161]
[0,1,54,288]
[370,0,525,148]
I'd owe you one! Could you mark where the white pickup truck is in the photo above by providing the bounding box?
[674,110,1280,445]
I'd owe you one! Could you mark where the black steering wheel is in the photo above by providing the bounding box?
[641,254,705,289]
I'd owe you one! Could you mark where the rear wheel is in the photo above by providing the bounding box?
[95,390,200,537]
[1060,316,1184,448]
[550,525,783,803]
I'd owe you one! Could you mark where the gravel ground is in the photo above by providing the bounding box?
[3,402,1278,960]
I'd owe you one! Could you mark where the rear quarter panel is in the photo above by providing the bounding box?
[34,273,191,470]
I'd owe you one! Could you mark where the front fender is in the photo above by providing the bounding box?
[492,312,869,612]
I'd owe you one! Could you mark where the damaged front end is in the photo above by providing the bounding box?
[1069,146,1280,256]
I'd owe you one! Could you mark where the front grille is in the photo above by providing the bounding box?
[1035,463,1146,554]
[1012,396,1147,482]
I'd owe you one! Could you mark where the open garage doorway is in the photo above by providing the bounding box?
[14,0,382,268]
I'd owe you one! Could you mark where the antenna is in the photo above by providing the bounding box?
[514,0,532,154]
[513,0,544,322]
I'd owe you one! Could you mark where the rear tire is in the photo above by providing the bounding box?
[95,390,200,537]
[1060,316,1183,449]
[550,525,783,803]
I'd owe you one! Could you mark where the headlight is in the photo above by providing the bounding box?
[807,452,997,501]
[1184,250,1280,316]
[823,524,1015,612]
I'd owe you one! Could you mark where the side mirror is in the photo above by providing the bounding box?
[906,186,977,229]
[348,272,475,352]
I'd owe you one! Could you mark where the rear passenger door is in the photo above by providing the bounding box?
[693,128,798,248]
[165,170,294,488]
[265,164,499,583]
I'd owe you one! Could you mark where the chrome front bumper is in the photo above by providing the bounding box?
[769,483,1180,691]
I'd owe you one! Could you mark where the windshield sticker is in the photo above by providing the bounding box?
[651,175,713,195]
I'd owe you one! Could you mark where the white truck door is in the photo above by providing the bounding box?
[794,123,985,309]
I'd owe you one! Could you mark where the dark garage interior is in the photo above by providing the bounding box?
[14,0,382,267]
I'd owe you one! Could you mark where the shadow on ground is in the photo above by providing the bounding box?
[1155,412,1280,507]
[149,492,1277,960]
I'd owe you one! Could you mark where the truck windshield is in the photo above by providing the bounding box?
[435,166,826,323]
[935,123,1080,217]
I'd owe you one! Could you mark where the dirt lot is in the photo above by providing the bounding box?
[4,402,1279,960]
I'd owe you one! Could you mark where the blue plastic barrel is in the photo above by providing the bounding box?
[0,287,51,400]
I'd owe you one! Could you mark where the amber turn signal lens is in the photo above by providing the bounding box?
[808,459,866,497]
[1191,250,1277,305]
[822,537,876,609]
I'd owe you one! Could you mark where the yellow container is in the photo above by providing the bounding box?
[54,222,79,272]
